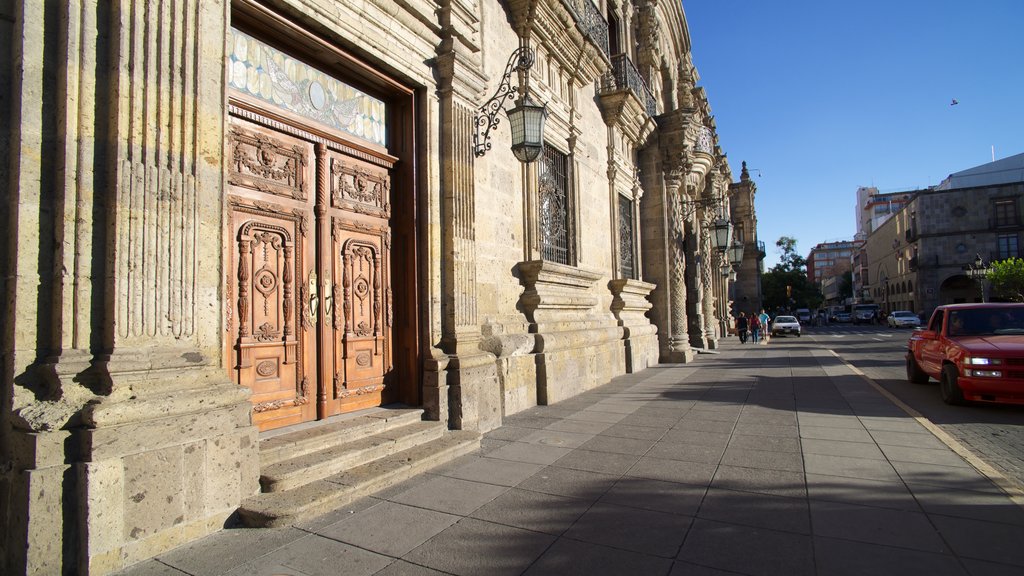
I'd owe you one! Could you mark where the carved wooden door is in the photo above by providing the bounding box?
[226,108,395,430]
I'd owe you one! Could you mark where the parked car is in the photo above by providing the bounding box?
[888,310,922,329]
[834,312,852,323]
[772,315,801,337]
[906,303,1024,405]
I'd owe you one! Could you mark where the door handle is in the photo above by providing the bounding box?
[308,270,318,324]
[323,278,333,321]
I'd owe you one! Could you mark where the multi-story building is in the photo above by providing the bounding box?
[2,1,758,573]
[807,240,861,286]
[861,153,1024,317]
[855,186,915,238]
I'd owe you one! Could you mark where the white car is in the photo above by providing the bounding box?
[887,310,921,328]
[772,315,801,337]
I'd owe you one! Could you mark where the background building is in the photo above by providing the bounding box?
[860,153,1024,317]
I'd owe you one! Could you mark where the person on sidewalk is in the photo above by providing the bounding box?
[758,309,771,344]
[750,313,761,343]
[736,312,749,344]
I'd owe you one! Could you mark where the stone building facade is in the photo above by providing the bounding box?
[859,154,1024,318]
[2,0,752,573]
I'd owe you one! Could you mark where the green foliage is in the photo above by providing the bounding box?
[988,258,1024,302]
[761,236,822,312]
[839,270,853,300]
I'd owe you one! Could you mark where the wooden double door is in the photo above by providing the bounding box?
[225,104,397,431]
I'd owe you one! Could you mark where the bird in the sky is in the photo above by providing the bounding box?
[950,98,959,106]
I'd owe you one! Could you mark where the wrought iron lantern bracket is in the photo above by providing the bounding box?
[474,46,536,158]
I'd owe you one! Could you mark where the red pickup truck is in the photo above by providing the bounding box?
[906,303,1024,405]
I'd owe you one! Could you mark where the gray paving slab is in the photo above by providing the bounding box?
[720,446,804,472]
[800,437,887,460]
[517,464,619,501]
[677,519,815,576]
[516,428,595,449]
[371,561,450,576]
[598,422,670,440]
[809,499,949,554]
[906,482,1024,526]
[710,465,807,499]
[697,487,811,534]
[435,454,545,487]
[563,501,692,558]
[599,476,706,517]
[524,538,674,576]
[469,487,590,535]
[930,514,1024,567]
[315,501,460,557]
[812,537,968,576]
[222,534,392,576]
[627,455,718,487]
[576,434,658,456]
[799,424,875,443]
[550,447,642,475]
[880,443,973,468]
[386,475,507,515]
[726,433,802,453]
[483,439,573,465]
[803,453,902,482]
[153,527,310,576]
[806,472,922,512]
[402,517,555,576]
[647,440,726,465]
[543,417,614,434]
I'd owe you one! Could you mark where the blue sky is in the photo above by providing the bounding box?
[683,0,1024,268]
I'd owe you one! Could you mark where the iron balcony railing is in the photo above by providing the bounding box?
[565,0,609,59]
[600,54,657,116]
[757,240,767,260]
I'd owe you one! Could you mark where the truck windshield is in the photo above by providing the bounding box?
[947,308,1024,337]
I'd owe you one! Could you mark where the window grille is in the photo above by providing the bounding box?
[618,194,635,279]
[539,145,572,265]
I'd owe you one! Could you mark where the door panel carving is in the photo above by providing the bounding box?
[226,108,397,429]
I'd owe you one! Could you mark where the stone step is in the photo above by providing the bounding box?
[260,420,447,492]
[259,407,425,468]
[238,430,481,528]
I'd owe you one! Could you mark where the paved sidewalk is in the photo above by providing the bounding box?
[120,338,1024,576]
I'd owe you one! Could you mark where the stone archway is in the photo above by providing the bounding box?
[939,274,980,304]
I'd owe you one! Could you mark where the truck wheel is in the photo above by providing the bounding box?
[906,355,929,384]
[940,365,966,405]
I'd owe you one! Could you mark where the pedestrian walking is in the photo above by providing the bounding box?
[736,312,749,344]
[758,309,771,344]
[750,313,761,343]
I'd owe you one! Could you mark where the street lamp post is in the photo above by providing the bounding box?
[963,254,992,302]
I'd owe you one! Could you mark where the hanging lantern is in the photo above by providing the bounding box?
[507,95,548,163]
[712,218,733,252]
[728,241,744,266]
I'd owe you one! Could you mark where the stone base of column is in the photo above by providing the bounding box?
[446,351,501,433]
[664,338,695,363]
[77,377,259,575]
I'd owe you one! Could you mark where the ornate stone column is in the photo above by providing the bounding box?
[665,152,695,361]
[6,1,258,574]
[431,0,502,432]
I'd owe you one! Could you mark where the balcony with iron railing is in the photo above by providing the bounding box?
[757,240,767,261]
[599,53,657,116]
[564,0,610,59]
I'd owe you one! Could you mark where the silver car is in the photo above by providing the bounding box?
[887,310,921,328]
[772,315,801,337]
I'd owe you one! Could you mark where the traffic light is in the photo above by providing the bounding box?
[786,285,792,298]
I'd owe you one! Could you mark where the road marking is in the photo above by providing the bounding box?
[827,348,1024,511]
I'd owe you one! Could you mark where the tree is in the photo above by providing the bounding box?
[761,236,822,312]
[988,258,1024,302]
[839,270,853,301]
